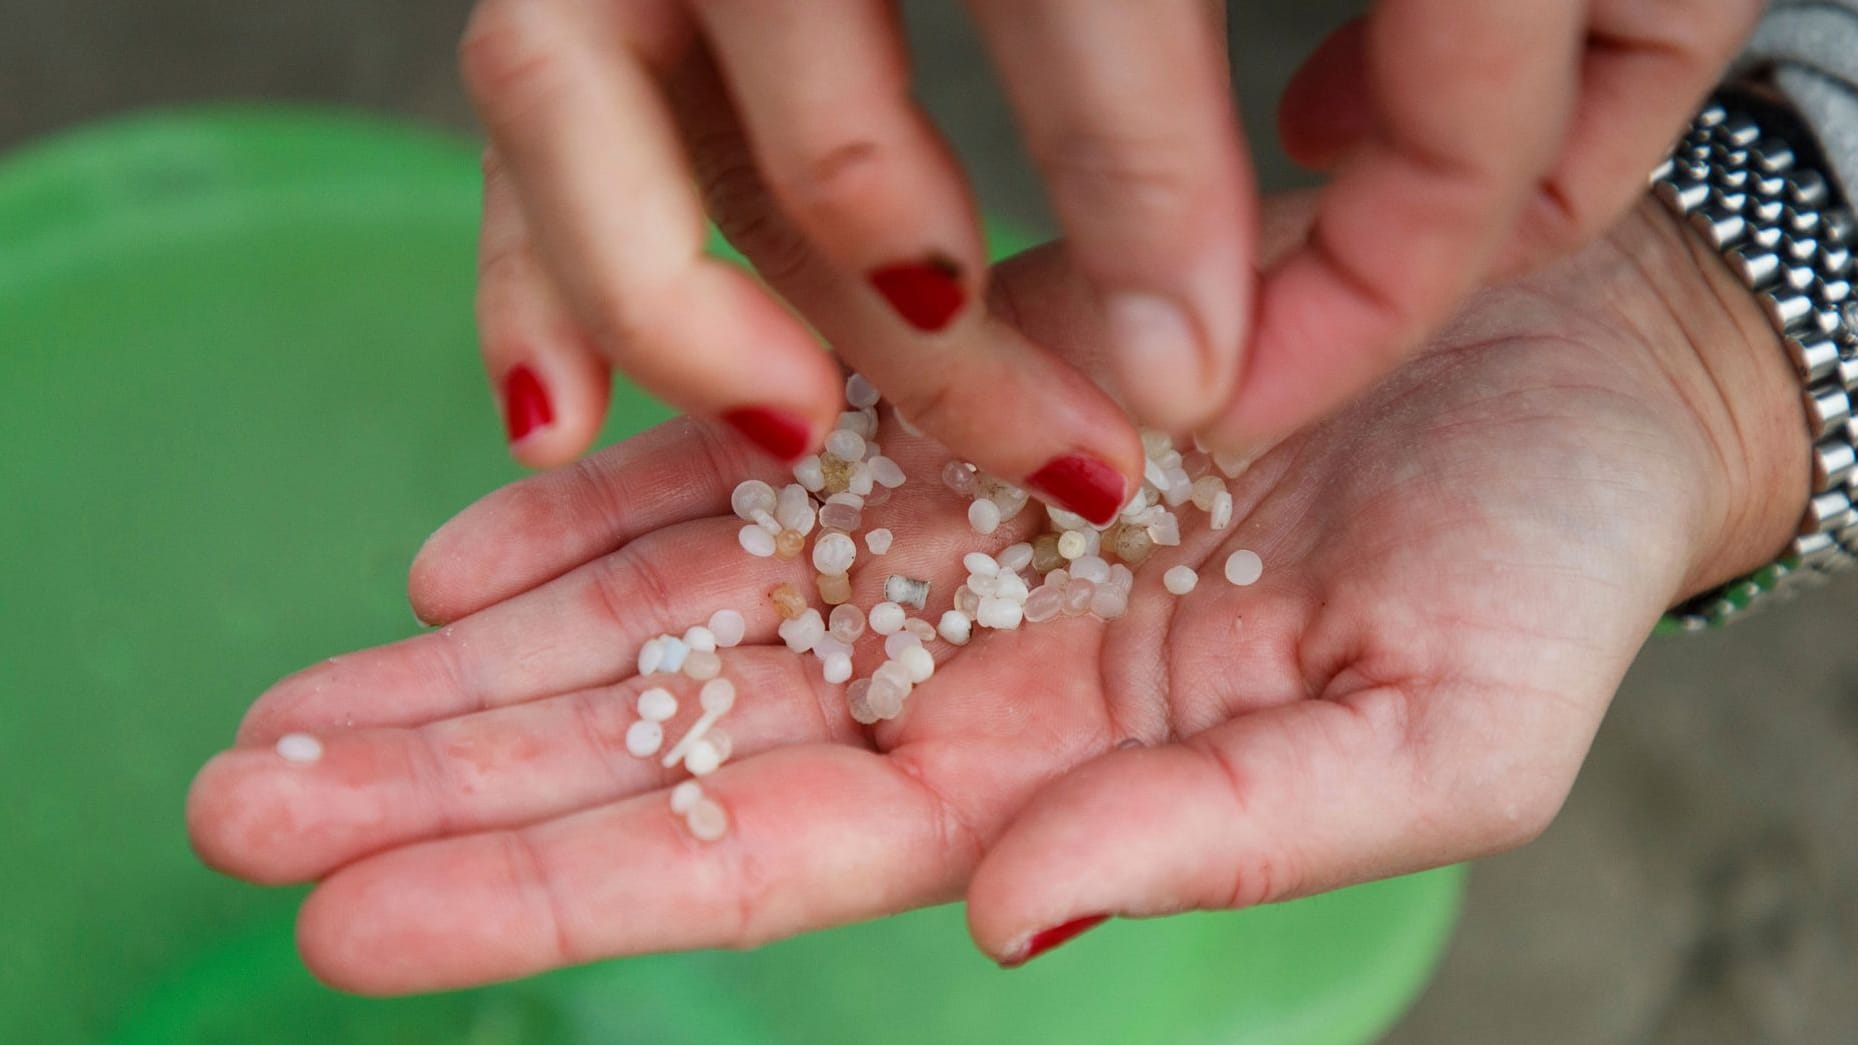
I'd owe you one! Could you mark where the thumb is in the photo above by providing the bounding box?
[965,688,1561,966]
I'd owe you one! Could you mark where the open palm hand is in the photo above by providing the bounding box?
[189,198,1799,993]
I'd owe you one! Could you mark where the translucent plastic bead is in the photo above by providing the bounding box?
[863,484,892,507]
[1024,585,1064,623]
[1046,568,1069,588]
[865,528,893,554]
[625,719,664,757]
[1163,565,1199,595]
[813,532,857,575]
[845,372,881,409]
[884,630,922,659]
[1062,579,1095,616]
[776,485,817,535]
[1031,534,1064,573]
[995,571,1029,602]
[942,461,977,495]
[731,479,777,521]
[869,601,905,634]
[1164,473,1193,507]
[869,456,906,489]
[1070,555,1110,585]
[658,637,690,674]
[812,634,852,661]
[670,780,703,814]
[687,798,729,842]
[885,575,930,610]
[823,651,853,685]
[739,525,776,558]
[769,583,807,620]
[778,609,825,653]
[819,500,862,532]
[1209,490,1234,531]
[953,586,981,617]
[794,455,826,493]
[826,429,866,462]
[816,571,853,606]
[637,637,666,675]
[990,483,1030,522]
[683,625,716,653]
[275,733,322,764]
[967,573,1000,597]
[867,676,906,721]
[708,609,746,648]
[976,596,1023,630]
[1147,512,1181,547]
[828,603,866,642]
[1107,563,1135,593]
[838,409,878,439]
[637,687,678,722]
[963,552,999,577]
[1224,549,1263,586]
[682,649,722,680]
[1108,522,1155,565]
[699,677,737,714]
[1057,531,1087,560]
[1089,585,1128,621]
[997,543,1034,573]
[968,498,1001,535]
[937,610,972,645]
[685,739,722,776]
[903,617,937,643]
[847,678,879,725]
[1190,476,1224,511]
[774,529,807,559]
[847,465,875,497]
[899,645,935,684]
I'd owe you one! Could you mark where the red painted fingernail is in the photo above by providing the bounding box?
[1025,454,1127,527]
[868,255,966,332]
[722,406,814,462]
[1000,914,1110,969]
[501,364,553,443]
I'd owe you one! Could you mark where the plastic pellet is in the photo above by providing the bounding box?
[1147,513,1182,547]
[869,456,906,489]
[903,617,937,643]
[1209,490,1234,531]
[869,601,905,635]
[670,780,704,814]
[846,372,881,408]
[898,645,935,684]
[1213,449,1252,478]
[683,625,716,653]
[823,651,853,685]
[794,455,826,492]
[1031,533,1064,572]
[1224,549,1263,586]
[839,408,878,439]
[1089,585,1128,621]
[953,585,980,617]
[731,480,777,521]
[658,637,690,674]
[775,529,806,559]
[1107,564,1135,593]
[1057,531,1087,560]
[847,678,879,724]
[865,528,893,554]
[942,461,977,495]
[1047,568,1070,587]
[813,634,852,660]
[963,552,999,577]
[819,500,862,532]
[937,610,972,645]
[754,510,783,535]
[1190,476,1224,511]
[687,798,729,842]
[885,575,930,610]
[884,630,922,659]
[1163,565,1199,595]
[976,596,1023,630]
[739,525,776,557]
[968,499,1001,535]
[1024,585,1064,623]
[847,464,875,497]
[769,584,807,620]
[816,571,853,606]
[967,573,1000,597]
[825,429,866,462]
[829,604,866,642]
[682,650,722,680]
[637,687,678,722]
[1108,522,1155,565]
[275,733,322,764]
[1062,579,1095,616]
[698,677,736,717]
[1165,475,1193,507]
[812,532,857,575]
[625,720,664,757]
[637,637,666,675]
[685,739,723,776]
[997,543,1035,573]
[995,572,1030,602]
[778,609,825,653]
[1070,555,1110,584]
[867,676,907,720]
[708,609,746,648]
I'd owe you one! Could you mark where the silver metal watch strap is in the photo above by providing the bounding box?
[1651,97,1858,630]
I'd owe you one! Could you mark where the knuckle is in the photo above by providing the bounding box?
[767,137,885,224]
[459,1,568,117]
[699,153,818,286]
[1037,129,1207,240]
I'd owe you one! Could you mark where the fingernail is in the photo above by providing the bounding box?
[501,364,554,443]
[1025,454,1127,527]
[868,255,966,332]
[1104,291,1205,427]
[722,406,813,462]
[999,914,1110,969]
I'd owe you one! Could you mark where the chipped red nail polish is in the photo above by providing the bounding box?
[1025,454,1127,527]
[1000,914,1110,969]
[868,255,966,332]
[722,406,813,462]
[501,364,553,443]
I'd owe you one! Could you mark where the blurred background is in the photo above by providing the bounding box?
[2,1,1854,1042]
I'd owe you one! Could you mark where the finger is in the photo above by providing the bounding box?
[408,416,760,626]
[1277,18,1373,171]
[967,678,1594,965]
[476,148,611,468]
[295,745,967,994]
[1207,0,1584,454]
[460,0,842,462]
[1494,0,1763,274]
[968,0,1255,433]
[190,648,855,884]
[670,49,1144,527]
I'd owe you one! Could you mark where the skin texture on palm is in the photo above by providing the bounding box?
[187,197,1806,994]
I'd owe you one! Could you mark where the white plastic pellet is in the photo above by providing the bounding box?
[275,733,322,764]
[625,719,665,757]
[838,409,878,439]
[1107,563,1135,593]
[995,571,1030,602]
[1057,530,1087,560]
[1164,474,1193,507]
[1089,585,1129,621]
[828,603,866,642]
[813,634,853,661]
[682,625,717,653]
[685,739,723,776]
[794,455,826,492]
[883,630,922,659]
[967,573,1000,597]
[976,596,1023,630]
[865,528,893,554]
[776,485,817,535]
[731,479,777,521]
[1147,513,1182,547]
[869,456,906,489]
[1163,565,1199,595]
[637,687,678,722]
[847,678,879,724]
[937,610,972,645]
[898,645,935,684]
[848,464,875,497]
[682,649,722,680]
[968,498,1001,535]
[885,575,930,610]
[658,637,690,674]
[812,532,857,575]
[845,372,881,409]
[903,617,937,643]
[1070,555,1111,584]
[1224,549,1264,586]
[670,780,704,814]
[963,552,999,577]
[1143,458,1170,494]
[942,461,978,495]
[708,609,746,648]
[753,509,783,535]
[778,609,825,653]
[997,543,1035,573]
[823,651,854,685]
[869,601,905,635]
[1024,586,1064,623]
[1209,490,1234,531]
[1047,505,1091,532]
[864,440,882,462]
[738,525,776,558]
[825,429,865,462]
[700,677,737,714]
[687,798,729,841]
[637,637,666,675]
